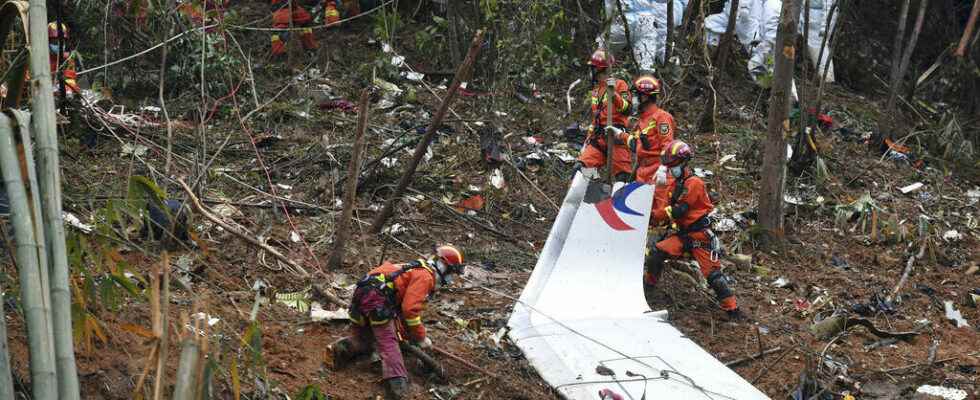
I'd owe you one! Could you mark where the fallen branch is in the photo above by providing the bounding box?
[430,345,499,379]
[176,178,310,277]
[888,240,927,302]
[370,30,485,234]
[401,344,448,382]
[724,347,783,368]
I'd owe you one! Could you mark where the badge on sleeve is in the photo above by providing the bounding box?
[659,123,670,135]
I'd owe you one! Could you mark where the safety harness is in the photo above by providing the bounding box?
[587,85,629,151]
[668,173,721,261]
[350,259,435,326]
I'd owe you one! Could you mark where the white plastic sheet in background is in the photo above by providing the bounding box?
[508,175,770,400]
[705,0,837,83]
[600,0,689,71]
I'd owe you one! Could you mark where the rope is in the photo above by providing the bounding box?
[226,0,395,32]
[77,24,218,76]
[468,279,735,399]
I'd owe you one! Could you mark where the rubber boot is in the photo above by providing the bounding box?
[643,249,666,290]
[384,377,409,400]
[330,337,355,369]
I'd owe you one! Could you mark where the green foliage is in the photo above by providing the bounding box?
[295,385,329,400]
[242,321,264,368]
[485,0,575,81]
[372,5,403,43]
[413,15,448,61]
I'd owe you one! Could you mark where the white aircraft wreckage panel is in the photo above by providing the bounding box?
[508,174,770,400]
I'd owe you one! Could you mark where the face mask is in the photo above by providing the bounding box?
[670,165,684,178]
[49,44,61,54]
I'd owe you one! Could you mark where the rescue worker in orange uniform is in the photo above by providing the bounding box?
[270,0,320,56]
[48,22,80,96]
[331,245,466,399]
[572,49,633,181]
[629,74,675,183]
[645,141,743,320]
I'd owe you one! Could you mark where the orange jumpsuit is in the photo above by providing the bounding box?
[632,104,675,183]
[49,51,79,95]
[271,0,319,55]
[647,170,737,311]
[344,260,436,380]
[578,79,633,179]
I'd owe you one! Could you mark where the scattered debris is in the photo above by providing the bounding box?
[120,143,149,157]
[899,182,924,194]
[809,315,919,341]
[310,302,350,322]
[191,312,220,327]
[915,385,968,400]
[62,212,94,233]
[772,277,793,288]
[276,290,312,313]
[941,230,963,242]
[943,301,969,328]
[829,254,851,270]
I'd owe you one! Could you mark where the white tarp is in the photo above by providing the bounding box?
[508,174,770,400]
[599,0,689,71]
[705,0,837,83]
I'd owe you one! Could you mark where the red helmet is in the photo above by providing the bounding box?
[632,75,662,96]
[588,49,615,70]
[47,22,68,39]
[661,140,693,167]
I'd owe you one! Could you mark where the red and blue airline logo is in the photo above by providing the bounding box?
[595,182,644,231]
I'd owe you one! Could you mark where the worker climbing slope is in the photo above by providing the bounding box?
[629,73,675,183]
[270,0,320,57]
[645,141,743,321]
[331,245,466,399]
[573,49,634,182]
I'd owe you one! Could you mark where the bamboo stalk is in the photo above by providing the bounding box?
[370,30,484,234]
[0,277,15,399]
[328,89,370,270]
[11,111,54,356]
[153,253,171,400]
[0,115,57,400]
[26,0,79,396]
[172,338,200,400]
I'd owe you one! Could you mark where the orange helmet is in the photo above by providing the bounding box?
[588,49,615,70]
[661,140,693,167]
[47,22,68,39]
[435,245,463,267]
[632,75,662,96]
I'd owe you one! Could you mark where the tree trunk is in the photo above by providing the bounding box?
[758,0,804,239]
[885,0,912,115]
[698,0,740,134]
[614,0,639,68]
[791,0,813,172]
[328,90,370,270]
[370,30,485,234]
[682,0,702,34]
[955,0,980,57]
[815,0,845,114]
[714,0,740,69]
[895,0,929,103]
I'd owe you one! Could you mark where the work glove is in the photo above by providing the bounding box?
[627,135,638,153]
[604,125,629,144]
[416,337,433,349]
[654,165,668,186]
[570,161,585,180]
[605,77,617,87]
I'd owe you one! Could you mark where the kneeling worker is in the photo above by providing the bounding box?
[331,245,465,399]
[645,141,743,321]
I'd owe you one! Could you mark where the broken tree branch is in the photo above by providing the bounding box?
[328,89,370,270]
[888,239,927,302]
[725,347,783,368]
[176,178,310,277]
[956,0,980,57]
[430,345,499,379]
[400,344,448,382]
[613,0,639,68]
[370,29,484,234]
